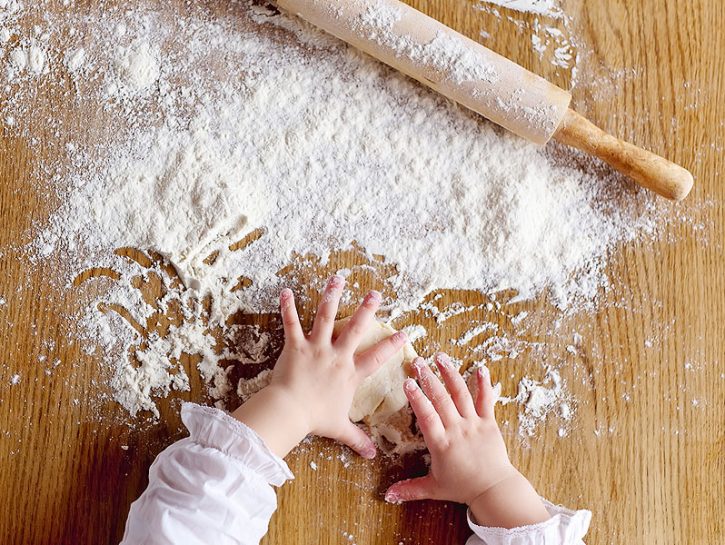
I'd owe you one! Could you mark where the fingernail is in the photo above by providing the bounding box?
[481,366,489,377]
[280,289,293,309]
[404,378,417,392]
[394,331,407,343]
[436,352,451,368]
[411,358,423,373]
[385,490,402,504]
[363,444,377,459]
[328,275,344,288]
[363,290,382,307]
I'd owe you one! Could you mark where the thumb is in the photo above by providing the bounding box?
[336,421,377,460]
[384,475,439,504]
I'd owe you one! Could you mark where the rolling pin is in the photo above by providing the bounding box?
[274,0,694,201]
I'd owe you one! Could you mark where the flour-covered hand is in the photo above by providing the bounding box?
[232,276,407,459]
[385,353,551,529]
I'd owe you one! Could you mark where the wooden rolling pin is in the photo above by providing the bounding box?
[275,0,694,201]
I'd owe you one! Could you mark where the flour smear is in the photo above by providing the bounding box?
[0,1,688,436]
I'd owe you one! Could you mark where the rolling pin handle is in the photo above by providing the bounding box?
[553,109,694,201]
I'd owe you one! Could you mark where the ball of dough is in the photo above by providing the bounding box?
[332,317,417,422]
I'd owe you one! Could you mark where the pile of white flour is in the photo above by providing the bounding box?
[0,1,675,432]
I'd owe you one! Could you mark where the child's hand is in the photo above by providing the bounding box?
[385,354,550,529]
[384,354,513,503]
[232,276,407,460]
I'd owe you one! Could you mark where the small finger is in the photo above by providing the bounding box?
[414,359,459,427]
[335,290,382,351]
[355,329,407,377]
[435,353,476,418]
[336,421,377,459]
[384,475,439,504]
[403,377,445,443]
[279,288,303,343]
[475,366,496,419]
[310,275,345,341]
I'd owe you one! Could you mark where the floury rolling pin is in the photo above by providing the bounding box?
[274,0,694,201]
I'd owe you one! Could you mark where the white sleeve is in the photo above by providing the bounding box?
[120,402,294,545]
[465,500,592,545]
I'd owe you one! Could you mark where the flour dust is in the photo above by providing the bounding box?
[0,0,688,442]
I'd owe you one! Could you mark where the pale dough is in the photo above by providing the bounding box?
[332,317,417,423]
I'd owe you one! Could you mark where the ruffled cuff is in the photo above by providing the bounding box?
[180,402,294,487]
[466,499,591,545]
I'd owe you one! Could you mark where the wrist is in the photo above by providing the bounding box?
[467,463,519,507]
[261,384,314,435]
[231,385,311,458]
[468,468,550,529]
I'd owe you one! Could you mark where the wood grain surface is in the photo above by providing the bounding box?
[1,1,723,544]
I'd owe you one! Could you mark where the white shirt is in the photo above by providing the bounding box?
[121,403,591,545]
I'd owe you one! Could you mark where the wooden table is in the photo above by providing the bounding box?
[1,0,723,543]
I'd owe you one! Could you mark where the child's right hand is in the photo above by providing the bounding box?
[232,275,407,460]
[385,353,551,529]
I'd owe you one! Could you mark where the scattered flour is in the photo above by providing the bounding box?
[474,0,580,84]
[7,42,45,75]
[401,324,427,343]
[237,368,273,403]
[8,46,27,71]
[500,367,569,436]
[453,322,498,346]
[105,40,160,97]
[0,1,678,435]
[511,311,529,325]
[356,7,499,85]
[27,43,46,74]
[64,47,85,72]
[479,0,562,18]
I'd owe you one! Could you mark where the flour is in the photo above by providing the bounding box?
[237,369,273,402]
[480,0,561,18]
[0,1,673,433]
[113,330,192,417]
[7,42,45,74]
[105,40,160,97]
[433,303,481,324]
[0,0,22,11]
[27,43,45,74]
[499,366,570,436]
[401,324,427,343]
[8,46,27,71]
[453,322,498,346]
[358,1,401,32]
[38,5,657,318]
[355,1,498,84]
[475,1,579,85]
[64,47,85,72]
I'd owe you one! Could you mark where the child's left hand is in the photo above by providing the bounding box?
[232,275,408,459]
